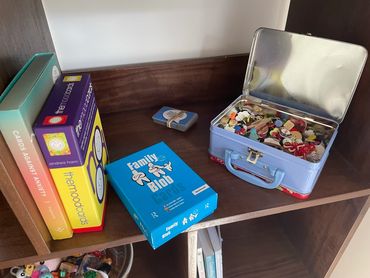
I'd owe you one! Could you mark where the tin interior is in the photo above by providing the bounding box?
[212,95,337,163]
[243,28,368,123]
[212,95,338,129]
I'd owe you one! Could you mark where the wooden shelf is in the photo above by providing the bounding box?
[1,0,370,276]
[1,101,370,269]
[128,216,312,278]
[0,193,37,264]
[129,234,187,278]
[192,198,366,278]
[222,217,312,278]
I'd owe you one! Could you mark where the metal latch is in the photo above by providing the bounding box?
[246,148,262,164]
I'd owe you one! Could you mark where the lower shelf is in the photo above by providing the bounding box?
[128,234,188,278]
[130,197,367,278]
[222,218,311,278]
[1,197,366,277]
[129,215,312,278]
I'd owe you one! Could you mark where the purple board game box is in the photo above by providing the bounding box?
[34,74,96,168]
[34,74,108,233]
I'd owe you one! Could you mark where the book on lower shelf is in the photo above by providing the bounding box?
[198,229,217,278]
[208,226,223,278]
[197,242,206,278]
[0,53,73,240]
[106,141,218,249]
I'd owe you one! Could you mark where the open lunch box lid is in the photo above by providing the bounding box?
[242,28,368,124]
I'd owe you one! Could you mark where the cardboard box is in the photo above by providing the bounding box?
[0,53,73,239]
[106,141,218,249]
[34,73,108,232]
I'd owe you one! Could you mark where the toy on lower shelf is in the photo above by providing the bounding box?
[7,244,133,278]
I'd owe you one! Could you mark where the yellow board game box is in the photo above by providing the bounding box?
[34,73,108,233]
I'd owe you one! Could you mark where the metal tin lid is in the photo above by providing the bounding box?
[243,28,368,123]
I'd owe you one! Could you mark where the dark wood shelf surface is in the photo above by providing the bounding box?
[129,234,187,278]
[1,101,369,269]
[50,101,370,252]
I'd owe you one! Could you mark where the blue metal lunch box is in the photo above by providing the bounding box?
[209,28,367,198]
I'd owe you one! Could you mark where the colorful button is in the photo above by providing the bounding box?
[274,119,283,127]
[236,111,251,121]
[248,128,259,141]
[224,125,235,132]
[279,127,291,138]
[220,116,229,125]
[229,112,237,120]
[291,131,302,140]
[269,128,280,138]
[228,119,237,127]
[283,120,295,130]
[264,137,282,149]
[218,101,331,162]
[258,125,269,138]
[306,134,317,142]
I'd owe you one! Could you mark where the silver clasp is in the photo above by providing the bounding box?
[246,148,262,164]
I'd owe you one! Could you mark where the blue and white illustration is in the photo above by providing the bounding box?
[152,106,199,131]
[106,141,218,249]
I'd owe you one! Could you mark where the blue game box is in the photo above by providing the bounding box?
[106,141,218,249]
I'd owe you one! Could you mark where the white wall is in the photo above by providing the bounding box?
[42,0,290,71]
[330,207,370,278]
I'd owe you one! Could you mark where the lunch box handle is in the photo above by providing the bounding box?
[225,149,285,189]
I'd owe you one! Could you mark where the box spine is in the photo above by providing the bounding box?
[204,255,216,278]
[150,193,218,249]
[49,162,102,232]
[41,112,107,232]
[0,111,72,240]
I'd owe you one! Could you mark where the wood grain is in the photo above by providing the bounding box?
[1,102,369,269]
[0,193,37,264]
[222,217,312,278]
[89,55,248,114]
[0,0,54,93]
[0,134,52,255]
[279,197,368,278]
[101,102,370,225]
[286,0,370,180]
[325,197,370,277]
[129,234,187,278]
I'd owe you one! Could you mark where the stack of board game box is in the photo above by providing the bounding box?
[34,73,108,233]
[0,53,73,239]
[0,53,109,239]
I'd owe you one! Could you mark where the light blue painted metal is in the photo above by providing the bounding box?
[208,27,367,197]
[209,121,337,195]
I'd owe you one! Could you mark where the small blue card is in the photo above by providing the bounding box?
[152,106,198,131]
[106,141,218,249]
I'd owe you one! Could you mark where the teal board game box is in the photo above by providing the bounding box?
[106,141,218,249]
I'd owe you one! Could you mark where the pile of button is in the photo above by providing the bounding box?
[217,101,333,162]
